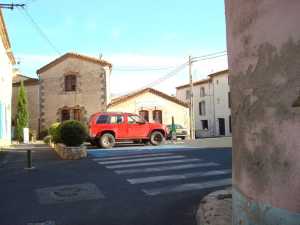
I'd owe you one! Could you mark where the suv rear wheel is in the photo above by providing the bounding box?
[99,133,115,149]
[150,131,164,146]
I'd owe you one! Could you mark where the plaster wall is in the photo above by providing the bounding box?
[225,0,300,223]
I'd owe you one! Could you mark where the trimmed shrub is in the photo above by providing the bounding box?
[49,122,61,143]
[43,135,51,144]
[60,120,87,146]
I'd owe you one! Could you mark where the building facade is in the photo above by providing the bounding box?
[108,88,190,132]
[0,10,15,146]
[176,69,231,137]
[36,52,112,131]
[12,75,39,137]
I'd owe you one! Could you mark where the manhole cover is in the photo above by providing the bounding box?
[36,183,105,205]
[53,187,81,197]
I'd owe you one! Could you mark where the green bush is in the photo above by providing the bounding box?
[43,135,51,144]
[49,122,61,143]
[60,120,87,146]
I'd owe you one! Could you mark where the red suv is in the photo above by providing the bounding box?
[88,112,167,148]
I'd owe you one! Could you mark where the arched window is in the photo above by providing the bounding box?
[61,109,70,121]
[65,75,76,91]
[153,110,162,123]
[139,110,149,121]
[73,108,81,121]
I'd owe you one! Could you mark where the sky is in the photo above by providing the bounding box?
[3,0,228,96]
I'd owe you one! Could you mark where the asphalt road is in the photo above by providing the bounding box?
[0,144,232,225]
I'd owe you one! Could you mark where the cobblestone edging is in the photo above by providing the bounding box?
[52,143,87,160]
[196,188,232,225]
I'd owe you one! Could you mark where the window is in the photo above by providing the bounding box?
[216,98,220,104]
[200,87,205,97]
[229,115,232,133]
[128,115,144,124]
[73,109,81,121]
[139,110,149,122]
[96,115,110,124]
[153,110,162,123]
[61,109,70,121]
[110,115,124,124]
[65,75,76,91]
[201,120,208,130]
[199,101,206,115]
[216,80,219,85]
[185,90,191,100]
[228,92,231,108]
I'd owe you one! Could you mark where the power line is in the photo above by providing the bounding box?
[0,3,25,9]
[18,6,61,55]
[113,65,177,72]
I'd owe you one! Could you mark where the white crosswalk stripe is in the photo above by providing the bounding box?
[105,158,202,169]
[90,151,231,196]
[142,178,232,196]
[98,155,185,165]
[115,162,219,174]
[92,153,174,161]
[127,169,232,184]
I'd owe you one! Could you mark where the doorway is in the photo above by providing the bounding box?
[218,118,225,135]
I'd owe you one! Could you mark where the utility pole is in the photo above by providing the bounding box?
[0,3,25,9]
[189,56,195,139]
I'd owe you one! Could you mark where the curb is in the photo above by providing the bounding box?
[196,188,232,225]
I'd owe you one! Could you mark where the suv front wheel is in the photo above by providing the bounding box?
[150,131,164,146]
[99,133,115,149]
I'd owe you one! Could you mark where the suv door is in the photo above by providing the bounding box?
[127,114,149,138]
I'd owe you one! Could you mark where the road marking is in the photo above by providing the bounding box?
[92,153,174,161]
[142,178,232,196]
[127,169,232,184]
[105,158,202,169]
[98,155,185,165]
[115,162,219,174]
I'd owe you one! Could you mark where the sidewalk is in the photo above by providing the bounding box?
[196,188,232,225]
[179,136,232,148]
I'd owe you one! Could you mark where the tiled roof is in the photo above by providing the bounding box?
[37,52,112,74]
[108,88,189,108]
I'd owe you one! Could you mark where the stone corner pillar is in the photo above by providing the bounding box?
[225,0,300,224]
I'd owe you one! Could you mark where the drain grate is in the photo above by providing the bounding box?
[36,183,105,205]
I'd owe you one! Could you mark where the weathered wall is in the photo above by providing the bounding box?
[39,57,107,130]
[225,0,300,224]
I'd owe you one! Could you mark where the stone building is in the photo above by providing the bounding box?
[176,69,231,137]
[108,88,190,132]
[36,52,112,131]
[12,74,39,137]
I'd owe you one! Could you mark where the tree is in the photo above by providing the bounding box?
[15,81,29,142]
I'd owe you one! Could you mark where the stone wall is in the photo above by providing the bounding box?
[53,143,87,160]
[39,56,108,130]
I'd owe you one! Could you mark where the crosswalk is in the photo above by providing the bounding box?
[91,151,231,196]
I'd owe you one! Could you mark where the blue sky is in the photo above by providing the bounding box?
[3,0,228,95]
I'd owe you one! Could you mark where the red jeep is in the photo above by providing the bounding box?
[88,112,167,148]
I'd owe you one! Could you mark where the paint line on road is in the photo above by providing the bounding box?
[92,153,174,161]
[142,178,232,196]
[127,169,232,184]
[105,158,202,169]
[98,155,185,165]
[115,162,220,174]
